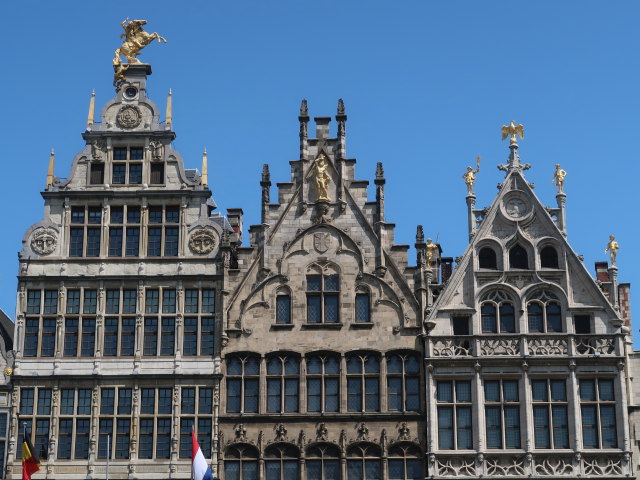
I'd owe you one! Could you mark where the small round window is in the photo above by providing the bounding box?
[124,86,138,99]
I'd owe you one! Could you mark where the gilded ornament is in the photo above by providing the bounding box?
[113,19,167,87]
[312,153,331,201]
[30,227,58,255]
[552,164,567,193]
[4,367,12,376]
[462,155,481,195]
[501,120,524,145]
[425,238,438,267]
[605,235,619,266]
[117,105,142,129]
[189,229,217,255]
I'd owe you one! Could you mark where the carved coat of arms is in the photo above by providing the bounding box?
[313,232,331,253]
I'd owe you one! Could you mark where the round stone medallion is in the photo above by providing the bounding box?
[30,227,58,255]
[116,104,142,129]
[189,228,218,255]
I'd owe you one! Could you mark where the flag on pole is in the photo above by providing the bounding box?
[22,433,41,480]
[191,430,214,480]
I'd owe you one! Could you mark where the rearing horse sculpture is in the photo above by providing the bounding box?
[113,19,167,88]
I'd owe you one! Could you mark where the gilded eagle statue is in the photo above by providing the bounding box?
[501,120,524,145]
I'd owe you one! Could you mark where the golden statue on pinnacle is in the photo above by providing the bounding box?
[501,120,524,145]
[113,19,167,87]
[462,155,481,195]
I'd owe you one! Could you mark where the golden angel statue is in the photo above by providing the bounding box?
[113,19,167,87]
[313,153,331,201]
[462,155,481,195]
[605,235,620,266]
[425,238,438,267]
[552,164,567,193]
[501,120,524,145]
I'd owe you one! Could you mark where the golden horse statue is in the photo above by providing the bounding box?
[113,19,167,87]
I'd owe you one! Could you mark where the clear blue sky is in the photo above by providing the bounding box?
[1,1,638,344]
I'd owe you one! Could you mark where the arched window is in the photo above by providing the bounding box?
[224,444,259,480]
[347,444,381,480]
[479,247,498,270]
[355,288,371,323]
[527,290,562,333]
[509,244,529,269]
[388,444,423,480]
[267,354,299,413]
[226,355,260,413]
[347,353,380,412]
[264,444,299,480]
[307,353,340,413]
[481,291,516,333]
[276,290,291,324]
[387,352,420,412]
[307,266,340,324]
[306,444,341,480]
[540,246,559,269]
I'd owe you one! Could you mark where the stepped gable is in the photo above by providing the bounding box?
[428,133,623,334]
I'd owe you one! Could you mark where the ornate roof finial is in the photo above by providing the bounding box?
[502,120,524,146]
[261,164,270,183]
[337,98,345,115]
[46,148,55,189]
[416,225,425,243]
[201,148,208,187]
[86,90,95,127]
[552,164,567,193]
[300,99,308,116]
[165,89,173,126]
[376,162,384,179]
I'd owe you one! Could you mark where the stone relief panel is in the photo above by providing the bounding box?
[30,227,58,256]
[116,104,143,129]
[188,227,218,255]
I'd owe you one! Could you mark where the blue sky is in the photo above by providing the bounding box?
[1,1,638,344]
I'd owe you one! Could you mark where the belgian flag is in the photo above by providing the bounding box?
[22,434,41,480]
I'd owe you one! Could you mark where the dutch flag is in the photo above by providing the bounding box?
[192,430,214,480]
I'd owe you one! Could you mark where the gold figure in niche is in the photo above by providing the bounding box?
[462,156,481,195]
[425,238,438,268]
[552,164,567,193]
[501,120,525,145]
[605,235,620,266]
[313,153,331,201]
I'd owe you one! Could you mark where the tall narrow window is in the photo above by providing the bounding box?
[387,352,420,412]
[481,291,516,333]
[264,445,299,480]
[437,380,472,449]
[347,444,381,480]
[113,147,144,185]
[580,378,617,448]
[479,247,498,269]
[224,445,259,480]
[540,246,559,268]
[509,244,529,269]
[388,444,423,480]
[306,269,340,324]
[347,352,380,412]
[226,355,260,413]
[355,291,371,323]
[150,163,164,185]
[485,379,520,449]
[532,379,569,448]
[306,444,341,480]
[266,355,299,413]
[276,293,291,324]
[307,354,340,413]
[527,290,562,333]
[90,163,104,185]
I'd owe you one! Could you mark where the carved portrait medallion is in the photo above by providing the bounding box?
[505,198,527,218]
[30,227,58,255]
[116,105,142,129]
[189,228,217,255]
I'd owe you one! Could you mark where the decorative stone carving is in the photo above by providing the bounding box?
[234,424,247,442]
[274,423,288,442]
[534,456,574,475]
[356,422,369,441]
[91,139,106,161]
[435,457,476,476]
[575,336,616,356]
[582,456,623,476]
[116,104,142,129]
[398,422,411,441]
[316,423,328,442]
[149,141,164,160]
[480,338,519,356]
[30,227,57,255]
[485,456,526,476]
[528,337,568,356]
[313,231,331,254]
[189,228,217,255]
[432,338,472,357]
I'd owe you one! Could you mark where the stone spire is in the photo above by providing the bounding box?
[299,99,309,160]
[336,98,347,159]
[261,164,271,224]
[45,148,55,189]
[86,90,95,127]
[165,89,173,127]
[201,148,208,187]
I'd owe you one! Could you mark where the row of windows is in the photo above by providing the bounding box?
[225,443,422,480]
[478,244,560,270]
[226,352,420,414]
[19,386,213,460]
[89,147,165,186]
[436,378,617,451]
[67,204,180,257]
[452,290,592,335]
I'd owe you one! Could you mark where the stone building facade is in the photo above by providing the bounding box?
[7,64,232,479]
[5,57,636,480]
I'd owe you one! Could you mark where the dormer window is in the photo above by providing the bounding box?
[509,245,529,269]
[112,147,143,185]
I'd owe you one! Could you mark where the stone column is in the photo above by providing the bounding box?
[556,192,566,236]
[466,194,476,241]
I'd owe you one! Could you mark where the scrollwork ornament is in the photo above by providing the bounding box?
[116,104,142,129]
[30,227,58,255]
[189,229,218,255]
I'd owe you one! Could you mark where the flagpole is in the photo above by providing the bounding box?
[106,434,110,480]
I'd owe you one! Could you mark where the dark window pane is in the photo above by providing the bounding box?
[150,163,164,184]
[181,388,195,414]
[500,303,515,332]
[64,319,78,356]
[160,318,175,355]
[307,296,321,323]
[121,318,135,356]
[60,389,74,415]
[83,290,97,314]
[199,388,213,414]
[141,389,155,414]
[88,206,102,224]
[101,389,115,415]
[183,318,197,356]
[185,289,199,313]
[145,289,159,313]
[164,227,179,256]
[149,207,163,223]
[202,289,215,313]
[86,228,100,256]
[130,148,143,160]
[123,290,137,313]
[355,293,370,322]
[528,303,544,332]
[69,228,84,256]
[41,319,56,356]
[125,227,140,256]
[162,289,176,313]
[106,290,120,313]
[118,389,132,414]
[165,206,180,223]
[481,303,497,333]
[112,164,126,184]
[147,227,162,256]
[78,390,92,415]
[24,319,39,357]
[129,164,142,184]
[75,419,90,459]
[113,148,127,160]
[37,389,52,415]
[43,290,58,314]
[104,318,118,356]
[27,290,41,314]
[201,317,215,355]
[81,319,95,356]
[144,318,158,356]
[276,295,291,324]
[158,389,172,414]
[127,206,141,223]
[108,228,123,256]
[307,275,322,291]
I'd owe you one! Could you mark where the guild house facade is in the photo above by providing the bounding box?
[4,21,638,480]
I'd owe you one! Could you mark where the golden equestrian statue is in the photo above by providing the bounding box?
[113,19,167,87]
[501,120,524,145]
[462,155,481,195]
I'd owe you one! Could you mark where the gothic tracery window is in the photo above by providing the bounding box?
[387,352,420,412]
[226,355,260,413]
[264,444,299,480]
[307,353,340,413]
[306,444,341,480]
[527,290,562,333]
[347,353,380,412]
[347,443,382,480]
[480,291,516,333]
[388,444,423,480]
[267,354,300,413]
[224,444,259,480]
[306,265,340,324]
